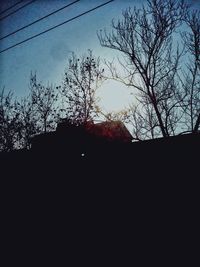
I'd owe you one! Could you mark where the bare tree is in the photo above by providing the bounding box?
[180,10,200,133]
[60,50,105,125]
[102,109,130,123]
[16,96,39,149]
[0,74,58,151]
[98,0,187,138]
[30,72,58,133]
[0,89,21,151]
[126,102,160,140]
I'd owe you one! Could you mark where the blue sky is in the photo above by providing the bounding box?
[0,0,138,113]
[0,0,199,113]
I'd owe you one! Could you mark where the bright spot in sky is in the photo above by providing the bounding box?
[0,0,137,114]
[97,79,134,112]
[1,0,198,115]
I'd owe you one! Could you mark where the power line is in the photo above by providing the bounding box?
[0,0,24,16]
[0,0,37,21]
[0,0,114,54]
[0,0,80,41]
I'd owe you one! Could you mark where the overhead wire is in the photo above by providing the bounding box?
[0,0,80,41]
[0,0,114,54]
[0,0,37,21]
[0,0,24,15]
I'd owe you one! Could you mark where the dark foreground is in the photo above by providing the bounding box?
[0,133,199,264]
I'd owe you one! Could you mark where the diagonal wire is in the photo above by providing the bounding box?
[0,0,24,15]
[0,0,37,21]
[0,0,114,54]
[0,0,80,41]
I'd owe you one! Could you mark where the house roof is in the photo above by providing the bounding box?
[84,120,133,143]
[31,120,133,151]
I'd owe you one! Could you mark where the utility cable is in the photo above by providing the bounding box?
[0,0,80,41]
[0,0,114,54]
[0,0,24,15]
[0,0,37,21]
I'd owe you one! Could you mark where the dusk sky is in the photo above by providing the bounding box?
[0,0,199,113]
[0,0,139,113]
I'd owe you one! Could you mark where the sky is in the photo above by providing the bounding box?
[0,0,139,114]
[0,0,199,115]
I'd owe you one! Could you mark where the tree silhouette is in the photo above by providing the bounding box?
[180,10,200,133]
[126,103,159,140]
[60,50,105,125]
[15,95,39,149]
[0,54,105,152]
[30,72,58,133]
[98,0,188,138]
[0,89,21,151]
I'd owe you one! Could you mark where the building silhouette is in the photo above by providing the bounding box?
[30,120,133,154]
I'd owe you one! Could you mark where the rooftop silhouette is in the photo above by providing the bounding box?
[30,119,133,153]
